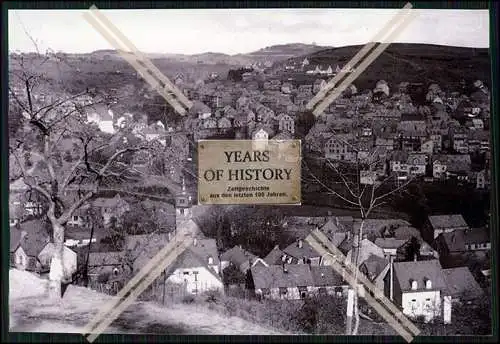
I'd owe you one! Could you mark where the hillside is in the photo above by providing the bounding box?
[279,43,490,91]
[9,269,284,335]
[235,43,332,63]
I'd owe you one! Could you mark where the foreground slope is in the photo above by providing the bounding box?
[9,269,283,335]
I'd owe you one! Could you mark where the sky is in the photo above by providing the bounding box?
[8,8,489,55]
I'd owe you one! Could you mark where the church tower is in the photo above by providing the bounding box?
[175,177,192,230]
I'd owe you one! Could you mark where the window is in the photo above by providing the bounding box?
[113,268,119,276]
[279,287,288,298]
[208,257,214,265]
[193,271,198,282]
[183,271,190,275]
[73,215,79,221]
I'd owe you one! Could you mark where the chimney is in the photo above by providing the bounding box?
[413,253,418,262]
[298,239,303,249]
[194,238,198,247]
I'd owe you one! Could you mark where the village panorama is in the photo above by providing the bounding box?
[8,8,492,338]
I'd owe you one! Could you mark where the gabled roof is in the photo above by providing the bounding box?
[88,251,125,267]
[168,244,222,282]
[429,214,469,231]
[438,230,466,252]
[346,238,385,267]
[251,264,314,289]
[12,220,51,256]
[311,266,344,287]
[190,238,220,266]
[443,267,483,299]
[283,240,322,260]
[393,259,448,292]
[264,245,285,265]
[320,218,342,234]
[374,238,409,250]
[221,246,258,267]
[360,254,389,281]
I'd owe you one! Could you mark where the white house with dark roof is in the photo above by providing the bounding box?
[391,259,451,323]
[250,264,345,301]
[165,237,223,295]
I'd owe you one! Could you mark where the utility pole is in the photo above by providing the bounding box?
[346,232,359,335]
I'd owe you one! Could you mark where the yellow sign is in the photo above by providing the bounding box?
[198,139,301,205]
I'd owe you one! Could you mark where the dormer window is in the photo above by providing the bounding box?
[208,257,214,265]
[410,279,418,290]
[425,279,432,289]
[113,267,119,276]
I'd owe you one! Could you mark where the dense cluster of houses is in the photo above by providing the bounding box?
[9,55,491,328]
[10,171,490,325]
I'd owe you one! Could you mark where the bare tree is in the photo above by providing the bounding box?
[8,53,159,299]
[303,134,417,335]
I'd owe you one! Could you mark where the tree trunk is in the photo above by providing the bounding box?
[49,222,65,299]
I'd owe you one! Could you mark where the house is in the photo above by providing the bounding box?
[220,245,267,274]
[467,129,490,154]
[313,79,327,94]
[359,170,378,185]
[190,100,212,119]
[165,237,223,295]
[432,155,472,181]
[420,139,434,154]
[375,137,395,152]
[92,194,130,227]
[434,230,467,267]
[173,73,184,86]
[252,128,269,141]
[10,223,49,272]
[463,227,491,251]
[345,238,389,294]
[86,104,115,134]
[406,153,428,177]
[399,129,427,152]
[282,239,323,266]
[311,265,347,297]
[449,127,469,154]
[442,267,483,303]
[389,150,410,175]
[250,264,315,300]
[277,114,295,134]
[325,135,356,162]
[281,82,294,94]
[87,250,129,283]
[426,214,469,241]
[391,259,451,323]
[476,169,491,189]
[217,117,232,129]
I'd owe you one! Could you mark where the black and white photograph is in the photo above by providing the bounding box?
[7,5,492,338]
